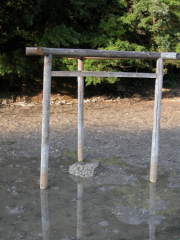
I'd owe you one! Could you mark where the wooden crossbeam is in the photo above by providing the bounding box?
[26,47,180,60]
[51,71,157,78]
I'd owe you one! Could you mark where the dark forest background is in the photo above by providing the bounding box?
[1,0,180,96]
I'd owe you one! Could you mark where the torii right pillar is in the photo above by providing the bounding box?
[150,58,164,182]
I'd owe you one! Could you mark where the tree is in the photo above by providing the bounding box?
[66,0,180,85]
[0,0,180,87]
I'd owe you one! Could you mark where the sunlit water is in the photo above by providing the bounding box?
[0,152,180,240]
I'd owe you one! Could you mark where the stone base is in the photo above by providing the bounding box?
[69,159,101,178]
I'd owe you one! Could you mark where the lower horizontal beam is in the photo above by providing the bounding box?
[51,71,157,78]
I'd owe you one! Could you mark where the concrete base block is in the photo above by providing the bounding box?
[69,159,101,178]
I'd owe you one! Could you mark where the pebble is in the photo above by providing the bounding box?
[61,237,74,240]
[6,204,25,214]
[12,190,18,195]
[51,186,59,190]
[16,180,24,183]
[99,221,109,227]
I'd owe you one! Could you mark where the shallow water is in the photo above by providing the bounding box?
[0,152,180,240]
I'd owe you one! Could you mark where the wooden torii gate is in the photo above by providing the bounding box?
[26,47,180,189]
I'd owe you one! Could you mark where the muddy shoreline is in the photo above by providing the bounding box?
[0,96,180,239]
[0,97,180,175]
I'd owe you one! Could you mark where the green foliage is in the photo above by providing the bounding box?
[1,0,180,87]
[41,24,80,47]
[164,69,180,87]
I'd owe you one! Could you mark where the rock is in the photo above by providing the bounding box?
[84,99,91,103]
[92,98,97,102]
[2,99,9,105]
[6,204,26,214]
[99,221,109,226]
[24,96,31,103]
[61,238,75,240]
[112,205,165,225]
[50,96,58,101]
[12,190,18,195]
[51,186,59,190]
[69,159,101,178]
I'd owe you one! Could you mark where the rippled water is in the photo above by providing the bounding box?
[0,153,180,240]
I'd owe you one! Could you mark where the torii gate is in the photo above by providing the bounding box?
[26,47,180,189]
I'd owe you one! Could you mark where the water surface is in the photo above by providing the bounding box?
[0,154,180,240]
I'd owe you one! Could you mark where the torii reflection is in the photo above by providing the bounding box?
[77,183,83,240]
[40,179,159,239]
[40,190,50,240]
[149,183,157,240]
[40,181,84,240]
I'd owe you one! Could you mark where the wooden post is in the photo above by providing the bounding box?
[40,54,52,189]
[40,190,50,240]
[78,59,84,162]
[150,58,164,182]
[77,183,83,240]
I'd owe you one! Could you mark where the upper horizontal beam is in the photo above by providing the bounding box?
[26,47,180,60]
[51,71,157,78]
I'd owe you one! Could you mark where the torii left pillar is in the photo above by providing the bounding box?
[40,54,52,189]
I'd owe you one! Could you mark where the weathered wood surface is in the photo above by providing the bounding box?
[40,54,52,190]
[78,59,84,162]
[150,58,164,183]
[68,57,153,60]
[51,71,157,78]
[26,47,180,60]
[161,52,180,59]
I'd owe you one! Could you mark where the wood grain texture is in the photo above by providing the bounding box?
[51,71,157,78]
[68,57,155,60]
[161,52,180,60]
[26,47,180,60]
[150,58,164,183]
[40,54,52,189]
[78,59,84,162]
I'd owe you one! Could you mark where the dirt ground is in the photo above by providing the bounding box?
[0,86,180,177]
[0,86,180,239]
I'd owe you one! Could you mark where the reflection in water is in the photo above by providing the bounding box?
[40,183,84,240]
[40,190,50,240]
[149,183,156,240]
[39,177,163,239]
[77,183,83,240]
[1,148,180,240]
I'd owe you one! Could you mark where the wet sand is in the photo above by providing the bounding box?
[0,98,180,239]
